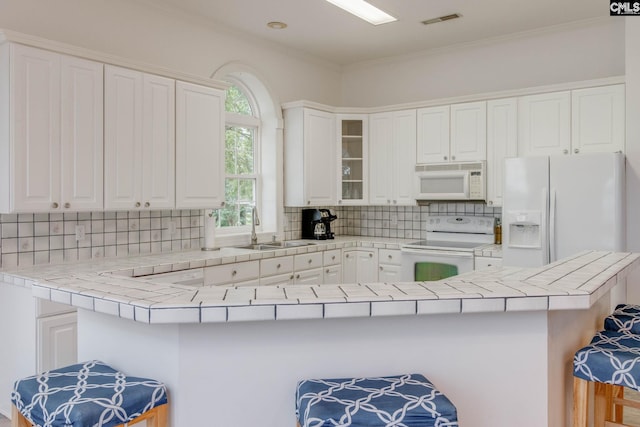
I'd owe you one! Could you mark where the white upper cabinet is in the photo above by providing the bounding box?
[0,44,103,213]
[571,84,625,154]
[416,105,449,163]
[284,107,337,206]
[105,65,175,210]
[175,81,225,209]
[517,91,571,157]
[417,101,486,164]
[486,98,517,207]
[369,109,416,206]
[337,114,368,205]
[450,101,487,162]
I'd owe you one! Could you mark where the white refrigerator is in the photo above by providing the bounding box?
[502,152,625,268]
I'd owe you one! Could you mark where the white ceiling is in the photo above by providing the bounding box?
[142,0,608,65]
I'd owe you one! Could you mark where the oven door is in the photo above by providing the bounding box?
[401,248,474,282]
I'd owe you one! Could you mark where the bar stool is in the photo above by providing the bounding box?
[11,360,168,427]
[604,304,640,334]
[573,330,640,427]
[296,373,458,427]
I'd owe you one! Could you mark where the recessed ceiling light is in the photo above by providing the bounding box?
[324,0,397,26]
[421,13,461,26]
[267,21,288,29]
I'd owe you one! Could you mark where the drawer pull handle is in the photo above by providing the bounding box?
[332,256,336,260]
[369,253,373,258]
[308,259,312,264]
[379,266,383,271]
[326,269,330,273]
[296,274,300,279]
[277,264,281,269]
[388,255,392,259]
[232,270,237,276]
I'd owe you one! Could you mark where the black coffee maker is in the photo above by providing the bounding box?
[301,209,337,240]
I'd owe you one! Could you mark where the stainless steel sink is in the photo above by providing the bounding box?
[232,241,317,251]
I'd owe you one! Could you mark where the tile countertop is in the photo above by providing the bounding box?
[0,237,636,324]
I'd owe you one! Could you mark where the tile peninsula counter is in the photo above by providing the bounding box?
[1,240,638,427]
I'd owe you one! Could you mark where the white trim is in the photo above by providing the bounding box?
[282,76,626,113]
[0,29,228,90]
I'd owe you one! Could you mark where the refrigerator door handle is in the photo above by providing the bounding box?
[549,188,557,263]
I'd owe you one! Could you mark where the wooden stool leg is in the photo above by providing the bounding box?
[125,404,168,427]
[613,385,624,423]
[573,377,589,427]
[11,405,32,427]
[594,382,610,427]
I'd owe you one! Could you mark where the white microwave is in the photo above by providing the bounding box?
[414,161,486,201]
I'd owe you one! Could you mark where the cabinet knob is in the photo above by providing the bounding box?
[574,148,580,154]
[277,264,281,269]
[145,202,150,208]
[444,156,448,160]
[296,274,300,279]
[332,255,336,260]
[393,200,397,204]
[308,259,312,264]
[51,202,59,209]
[64,202,70,209]
[338,200,342,204]
[388,255,392,259]
[307,201,311,205]
[220,201,226,207]
[135,202,141,208]
[326,269,330,273]
[232,270,237,276]
[452,155,456,160]
[290,275,294,280]
[563,149,569,154]
[488,201,493,205]
[346,254,350,258]
[369,253,373,258]
[387,199,391,204]
[379,266,383,271]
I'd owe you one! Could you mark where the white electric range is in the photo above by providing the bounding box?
[401,215,496,281]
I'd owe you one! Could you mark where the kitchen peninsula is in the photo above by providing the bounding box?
[1,240,638,427]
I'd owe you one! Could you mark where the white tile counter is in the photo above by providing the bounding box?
[1,234,637,323]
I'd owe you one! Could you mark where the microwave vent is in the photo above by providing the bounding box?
[415,161,484,172]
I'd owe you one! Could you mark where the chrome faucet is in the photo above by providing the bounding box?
[251,206,260,245]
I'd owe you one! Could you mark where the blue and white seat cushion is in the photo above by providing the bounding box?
[296,373,458,427]
[574,330,640,391]
[11,360,168,427]
[604,304,640,334]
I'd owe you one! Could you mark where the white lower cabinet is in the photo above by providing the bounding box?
[323,265,342,284]
[378,249,402,283]
[343,249,378,283]
[37,311,78,372]
[295,268,324,285]
[474,256,503,270]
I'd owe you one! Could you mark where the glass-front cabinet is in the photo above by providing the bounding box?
[338,114,368,205]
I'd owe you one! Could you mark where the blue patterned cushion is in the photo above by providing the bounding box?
[296,373,458,427]
[574,330,640,391]
[11,360,167,427]
[604,304,640,334]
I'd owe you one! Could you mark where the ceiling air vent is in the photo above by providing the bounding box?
[421,13,461,26]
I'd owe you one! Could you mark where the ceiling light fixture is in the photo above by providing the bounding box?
[324,0,397,25]
[267,21,288,29]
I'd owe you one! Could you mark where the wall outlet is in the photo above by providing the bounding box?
[75,225,85,241]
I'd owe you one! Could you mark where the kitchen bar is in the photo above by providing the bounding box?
[1,243,638,426]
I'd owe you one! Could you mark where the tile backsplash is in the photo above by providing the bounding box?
[284,202,501,241]
[0,202,501,268]
[0,210,202,268]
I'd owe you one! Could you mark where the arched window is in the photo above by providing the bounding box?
[217,83,261,232]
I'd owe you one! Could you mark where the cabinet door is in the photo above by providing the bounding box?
[342,250,358,284]
[304,109,336,206]
[176,81,225,208]
[324,265,342,284]
[337,114,367,205]
[37,312,78,372]
[518,91,570,157]
[11,44,61,212]
[104,65,143,210]
[142,74,175,209]
[486,98,517,207]
[393,110,417,205]
[416,105,449,164]
[295,268,323,285]
[572,84,625,154]
[60,56,103,211]
[450,101,487,162]
[368,112,393,205]
[378,264,402,283]
[357,249,379,283]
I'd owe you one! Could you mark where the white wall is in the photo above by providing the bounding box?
[626,19,640,303]
[340,19,625,107]
[0,0,343,105]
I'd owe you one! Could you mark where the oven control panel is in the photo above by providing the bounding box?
[425,215,495,234]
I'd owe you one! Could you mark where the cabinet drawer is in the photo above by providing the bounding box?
[323,249,341,266]
[294,252,323,271]
[37,299,76,317]
[474,256,503,270]
[378,249,401,266]
[260,273,295,287]
[204,260,260,285]
[261,256,294,277]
